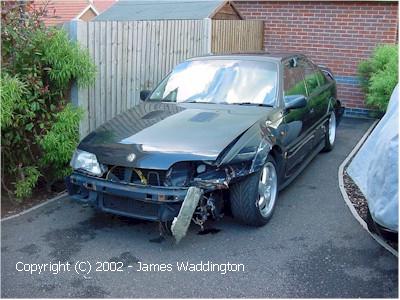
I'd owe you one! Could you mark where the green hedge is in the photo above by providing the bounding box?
[358,44,398,112]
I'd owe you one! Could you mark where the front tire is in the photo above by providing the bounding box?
[230,156,278,226]
[323,111,336,152]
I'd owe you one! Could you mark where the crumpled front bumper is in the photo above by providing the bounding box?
[66,173,189,222]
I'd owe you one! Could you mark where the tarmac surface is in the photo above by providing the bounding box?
[1,117,398,298]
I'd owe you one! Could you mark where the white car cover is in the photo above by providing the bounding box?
[347,84,399,232]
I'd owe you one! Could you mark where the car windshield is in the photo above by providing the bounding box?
[149,59,278,106]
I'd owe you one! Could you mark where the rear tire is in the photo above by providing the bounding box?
[323,111,336,152]
[230,156,278,226]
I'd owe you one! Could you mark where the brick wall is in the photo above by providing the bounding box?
[234,1,398,116]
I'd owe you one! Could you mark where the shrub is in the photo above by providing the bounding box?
[1,1,95,199]
[14,166,41,200]
[358,44,398,112]
[39,104,84,182]
[35,29,96,88]
[0,74,27,128]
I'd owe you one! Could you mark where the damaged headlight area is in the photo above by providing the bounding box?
[186,139,272,190]
[164,162,193,187]
[70,149,107,177]
[163,160,253,190]
[192,162,252,189]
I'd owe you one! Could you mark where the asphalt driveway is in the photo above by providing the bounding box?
[1,117,398,298]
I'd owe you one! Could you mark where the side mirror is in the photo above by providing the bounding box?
[284,95,307,111]
[140,90,151,101]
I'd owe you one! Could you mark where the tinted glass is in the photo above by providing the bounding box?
[283,58,307,100]
[317,69,328,85]
[149,59,278,106]
[301,58,324,95]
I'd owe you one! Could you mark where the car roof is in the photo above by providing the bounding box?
[187,51,304,63]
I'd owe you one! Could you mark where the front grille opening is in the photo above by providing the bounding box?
[106,166,125,181]
[147,171,160,186]
[105,166,167,186]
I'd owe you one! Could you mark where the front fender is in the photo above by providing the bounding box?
[215,120,274,172]
[250,139,273,173]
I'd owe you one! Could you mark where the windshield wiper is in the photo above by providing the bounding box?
[233,102,274,107]
[182,100,216,104]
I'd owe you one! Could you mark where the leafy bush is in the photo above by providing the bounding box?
[1,74,27,128]
[39,104,84,181]
[35,29,96,88]
[14,167,41,200]
[358,44,398,112]
[1,1,96,199]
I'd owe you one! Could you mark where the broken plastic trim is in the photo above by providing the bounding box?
[171,186,203,243]
[191,162,252,190]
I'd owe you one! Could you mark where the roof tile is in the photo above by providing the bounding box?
[33,0,116,25]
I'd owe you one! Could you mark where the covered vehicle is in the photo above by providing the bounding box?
[66,53,344,240]
[348,84,398,239]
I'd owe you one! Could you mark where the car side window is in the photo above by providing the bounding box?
[283,58,307,106]
[301,58,324,95]
[321,69,334,82]
[317,69,329,85]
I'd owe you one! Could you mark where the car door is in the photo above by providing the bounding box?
[281,57,314,177]
[300,57,331,147]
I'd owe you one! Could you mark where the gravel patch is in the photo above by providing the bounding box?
[343,164,398,251]
[343,169,369,222]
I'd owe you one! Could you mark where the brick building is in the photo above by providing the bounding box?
[234,0,398,116]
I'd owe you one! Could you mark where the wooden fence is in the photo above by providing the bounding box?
[211,20,264,53]
[68,19,264,137]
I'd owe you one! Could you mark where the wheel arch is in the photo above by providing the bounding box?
[269,145,285,181]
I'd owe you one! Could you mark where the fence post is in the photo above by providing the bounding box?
[64,20,90,139]
[203,18,212,54]
[63,20,78,109]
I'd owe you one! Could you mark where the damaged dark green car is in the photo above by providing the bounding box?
[66,53,344,242]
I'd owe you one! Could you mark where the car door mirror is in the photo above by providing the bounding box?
[284,95,307,111]
[140,90,151,101]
